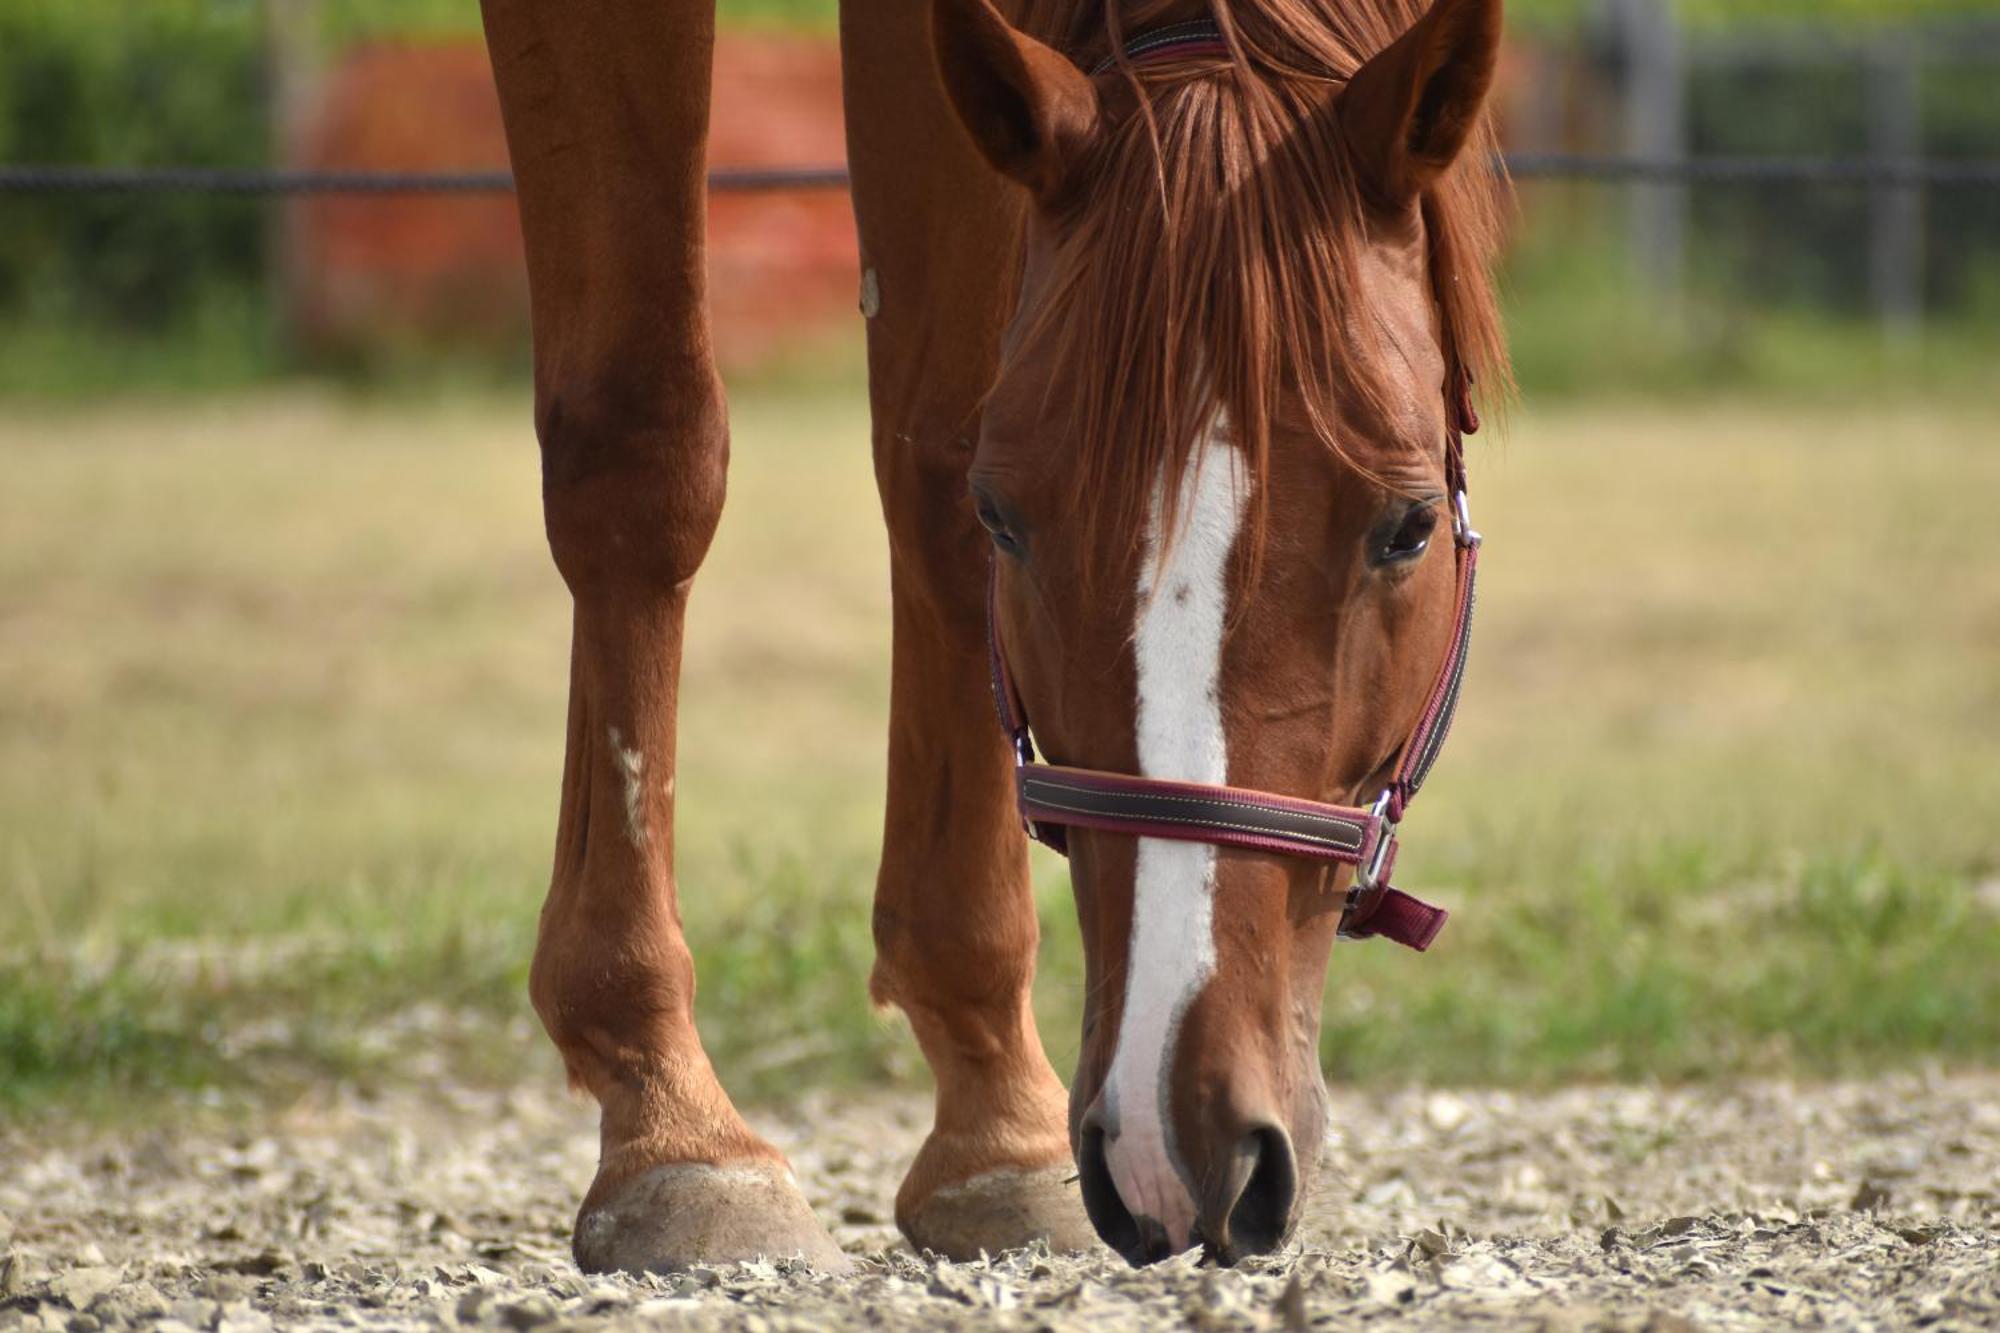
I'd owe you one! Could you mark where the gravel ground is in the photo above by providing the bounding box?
[3,1071,1996,1331]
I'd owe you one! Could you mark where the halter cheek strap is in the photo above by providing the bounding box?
[986,435,1479,954]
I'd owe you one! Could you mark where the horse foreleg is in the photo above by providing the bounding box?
[839,0,1097,1260]
[478,0,842,1274]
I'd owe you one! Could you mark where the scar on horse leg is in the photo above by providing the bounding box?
[478,0,843,1274]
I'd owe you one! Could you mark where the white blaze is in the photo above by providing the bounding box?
[1101,425,1247,1252]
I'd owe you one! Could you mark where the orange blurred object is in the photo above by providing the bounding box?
[290,34,859,369]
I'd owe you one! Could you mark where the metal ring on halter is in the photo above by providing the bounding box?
[1009,731,1041,839]
[1453,491,1481,547]
[1359,790,1397,891]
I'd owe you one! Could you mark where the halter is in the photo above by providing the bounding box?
[985,422,1476,952]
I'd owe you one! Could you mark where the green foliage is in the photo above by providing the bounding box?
[0,961,223,1110]
[1676,0,2000,26]
[1508,0,2000,31]
[0,928,532,1114]
[1314,851,1998,1084]
[0,290,278,395]
[319,0,481,44]
[0,0,267,351]
[1500,177,2000,400]
[1676,51,2000,320]
[713,0,840,31]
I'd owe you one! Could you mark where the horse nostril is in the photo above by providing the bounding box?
[1076,1121,1139,1259]
[1077,1119,1177,1265]
[1212,1123,1298,1263]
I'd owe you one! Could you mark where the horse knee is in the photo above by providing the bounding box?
[536,367,729,598]
[873,890,1036,1014]
[530,909,698,1089]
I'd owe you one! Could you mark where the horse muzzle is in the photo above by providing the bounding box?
[1074,1088,1305,1266]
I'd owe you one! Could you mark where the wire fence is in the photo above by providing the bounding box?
[2,156,1997,196]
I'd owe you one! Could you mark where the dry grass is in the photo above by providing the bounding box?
[1,387,1995,1108]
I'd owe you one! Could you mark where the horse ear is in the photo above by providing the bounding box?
[932,0,1100,203]
[1337,0,1502,209]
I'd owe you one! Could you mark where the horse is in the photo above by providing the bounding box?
[474,0,1508,1272]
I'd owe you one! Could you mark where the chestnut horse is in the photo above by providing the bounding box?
[475,0,1507,1271]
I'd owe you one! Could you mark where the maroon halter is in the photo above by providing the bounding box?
[986,430,1480,954]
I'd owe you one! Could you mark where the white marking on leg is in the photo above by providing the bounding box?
[1101,424,1247,1252]
[608,726,648,850]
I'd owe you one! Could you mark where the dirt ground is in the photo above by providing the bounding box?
[3,1072,1995,1331]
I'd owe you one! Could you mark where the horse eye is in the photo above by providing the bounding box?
[972,487,1026,557]
[1374,503,1437,566]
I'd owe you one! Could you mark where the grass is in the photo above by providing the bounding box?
[2,385,1997,1117]
[1497,204,2000,403]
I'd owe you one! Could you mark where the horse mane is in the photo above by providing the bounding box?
[1006,0,1511,574]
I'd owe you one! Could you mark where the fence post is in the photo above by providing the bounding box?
[1617,0,1686,298]
[265,0,321,352]
[1868,34,1924,342]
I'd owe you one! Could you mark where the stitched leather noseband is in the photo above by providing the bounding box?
[986,403,1480,954]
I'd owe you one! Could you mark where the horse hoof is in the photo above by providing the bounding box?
[573,1162,851,1275]
[900,1166,1103,1260]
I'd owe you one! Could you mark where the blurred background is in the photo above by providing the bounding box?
[2,0,1996,1116]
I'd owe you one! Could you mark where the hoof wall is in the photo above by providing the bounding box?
[902,1166,1102,1261]
[574,1163,850,1275]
